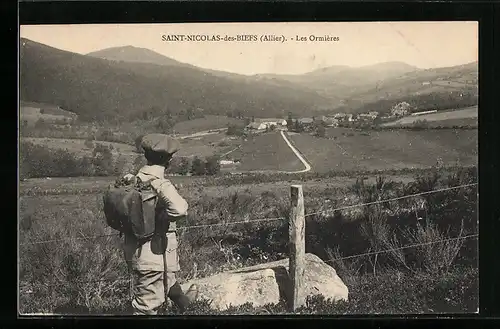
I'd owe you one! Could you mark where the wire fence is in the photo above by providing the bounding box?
[18,182,478,290]
[19,182,477,241]
[19,233,479,289]
[19,183,477,246]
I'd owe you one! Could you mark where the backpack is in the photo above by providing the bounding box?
[102,177,160,242]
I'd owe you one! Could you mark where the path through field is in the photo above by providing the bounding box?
[279,130,312,173]
[177,128,227,140]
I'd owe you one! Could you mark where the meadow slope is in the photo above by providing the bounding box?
[381,106,478,127]
[231,132,305,173]
[288,129,478,173]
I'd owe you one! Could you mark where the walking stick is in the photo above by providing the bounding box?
[163,234,169,308]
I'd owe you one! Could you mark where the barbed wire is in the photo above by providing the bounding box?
[19,183,477,246]
[19,233,478,290]
[325,233,478,263]
[304,182,477,217]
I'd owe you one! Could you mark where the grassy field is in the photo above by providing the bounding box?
[381,106,478,127]
[172,115,245,135]
[18,167,478,314]
[288,129,478,173]
[20,102,78,126]
[21,137,137,155]
[229,132,305,172]
[19,173,420,201]
[176,133,242,158]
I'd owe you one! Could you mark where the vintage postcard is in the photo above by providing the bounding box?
[18,22,478,315]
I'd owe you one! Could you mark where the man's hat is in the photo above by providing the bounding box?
[141,133,181,155]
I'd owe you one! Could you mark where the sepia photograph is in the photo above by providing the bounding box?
[18,22,478,315]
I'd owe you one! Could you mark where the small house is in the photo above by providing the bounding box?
[298,118,314,125]
[256,118,287,126]
[324,117,339,127]
[246,122,267,130]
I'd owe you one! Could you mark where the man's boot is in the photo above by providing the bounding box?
[167,282,199,313]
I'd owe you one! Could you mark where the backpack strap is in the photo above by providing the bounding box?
[147,178,169,281]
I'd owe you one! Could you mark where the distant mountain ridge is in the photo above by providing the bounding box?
[20,38,333,122]
[87,45,194,68]
[21,39,478,122]
[85,45,436,104]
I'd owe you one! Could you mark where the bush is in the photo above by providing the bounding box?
[226,124,245,136]
[19,141,125,179]
[205,156,221,175]
[84,140,94,149]
[169,157,191,176]
[316,125,326,138]
[191,157,206,176]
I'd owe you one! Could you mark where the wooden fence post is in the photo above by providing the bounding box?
[289,184,306,312]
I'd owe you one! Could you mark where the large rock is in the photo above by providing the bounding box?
[180,253,348,311]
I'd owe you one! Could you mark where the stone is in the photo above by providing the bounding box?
[180,253,348,311]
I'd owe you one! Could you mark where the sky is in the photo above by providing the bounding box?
[20,22,478,75]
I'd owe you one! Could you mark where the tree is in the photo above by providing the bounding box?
[227,124,244,136]
[205,156,221,175]
[191,157,206,176]
[294,120,303,133]
[287,112,294,128]
[91,144,114,175]
[316,125,326,138]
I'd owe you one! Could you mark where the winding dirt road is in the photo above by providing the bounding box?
[279,130,312,173]
[178,128,312,174]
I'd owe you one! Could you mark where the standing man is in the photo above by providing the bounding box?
[122,133,198,315]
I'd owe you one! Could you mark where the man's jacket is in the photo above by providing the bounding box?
[122,165,188,272]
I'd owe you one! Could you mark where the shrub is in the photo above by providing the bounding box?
[19,141,122,178]
[84,140,94,149]
[169,157,191,176]
[316,125,326,138]
[205,156,221,176]
[226,124,245,136]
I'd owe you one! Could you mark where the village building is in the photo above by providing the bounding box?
[298,118,314,125]
[323,117,339,127]
[246,122,267,130]
[246,118,287,131]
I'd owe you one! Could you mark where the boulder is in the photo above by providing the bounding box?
[180,253,348,311]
